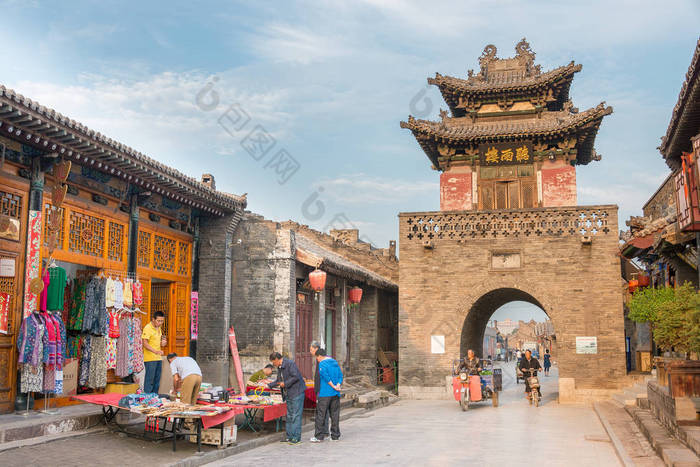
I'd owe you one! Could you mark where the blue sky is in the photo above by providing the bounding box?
[1,1,699,275]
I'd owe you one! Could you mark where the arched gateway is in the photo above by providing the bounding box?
[397,39,627,403]
[460,288,548,359]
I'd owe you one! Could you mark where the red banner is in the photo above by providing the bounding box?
[0,292,9,334]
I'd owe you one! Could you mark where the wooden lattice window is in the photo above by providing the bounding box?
[153,235,176,273]
[0,191,21,219]
[521,181,536,208]
[43,203,65,249]
[137,231,151,268]
[177,242,189,276]
[68,210,105,257]
[108,222,125,262]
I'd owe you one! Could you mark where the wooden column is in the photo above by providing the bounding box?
[189,216,199,358]
[126,192,138,275]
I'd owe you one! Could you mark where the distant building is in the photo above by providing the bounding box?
[494,318,519,336]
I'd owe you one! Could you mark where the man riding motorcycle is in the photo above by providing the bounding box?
[458,349,482,375]
[518,349,542,400]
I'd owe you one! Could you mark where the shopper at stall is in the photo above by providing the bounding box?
[310,340,329,438]
[167,353,202,405]
[142,311,167,394]
[268,352,305,445]
[248,364,274,385]
[310,349,343,442]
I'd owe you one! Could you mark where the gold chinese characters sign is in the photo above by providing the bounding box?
[479,142,533,166]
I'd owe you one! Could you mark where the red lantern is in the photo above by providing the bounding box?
[628,279,639,294]
[348,287,363,304]
[638,275,650,288]
[309,269,326,292]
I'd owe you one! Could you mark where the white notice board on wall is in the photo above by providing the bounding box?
[431,335,445,354]
[576,336,597,354]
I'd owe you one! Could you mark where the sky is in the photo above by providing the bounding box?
[1,1,699,288]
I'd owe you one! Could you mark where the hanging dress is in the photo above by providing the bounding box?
[131,316,144,374]
[88,336,107,389]
[46,266,67,311]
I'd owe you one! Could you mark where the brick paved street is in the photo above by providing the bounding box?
[207,363,621,466]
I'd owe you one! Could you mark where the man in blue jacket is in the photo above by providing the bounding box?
[310,348,343,442]
[268,352,305,445]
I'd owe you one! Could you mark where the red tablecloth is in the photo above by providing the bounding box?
[200,409,238,429]
[72,393,124,406]
[73,393,237,430]
[216,402,287,422]
[303,387,316,408]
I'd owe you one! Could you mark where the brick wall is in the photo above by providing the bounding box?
[198,212,238,386]
[398,205,627,400]
[230,214,295,377]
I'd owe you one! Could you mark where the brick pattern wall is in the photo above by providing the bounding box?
[198,213,237,386]
[398,205,627,397]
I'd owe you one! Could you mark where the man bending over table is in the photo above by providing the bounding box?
[167,353,202,405]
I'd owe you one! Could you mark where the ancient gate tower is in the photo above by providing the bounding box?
[399,39,626,403]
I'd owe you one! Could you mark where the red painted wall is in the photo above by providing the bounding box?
[440,170,472,211]
[542,165,576,207]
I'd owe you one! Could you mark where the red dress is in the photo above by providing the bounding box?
[108,310,120,338]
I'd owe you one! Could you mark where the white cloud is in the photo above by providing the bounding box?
[316,173,437,204]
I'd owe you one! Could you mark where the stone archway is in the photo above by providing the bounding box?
[459,288,547,358]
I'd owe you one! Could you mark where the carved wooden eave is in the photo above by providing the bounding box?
[659,38,700,171]
[429,62,581,117]
[400,103,612,170]
[0,84,246,216]
[427,39,582,118]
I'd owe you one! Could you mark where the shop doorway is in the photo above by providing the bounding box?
[149,279,188,356]
[295,290,313,379]
[325,289,336,358]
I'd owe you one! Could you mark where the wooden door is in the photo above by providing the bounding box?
[325,290,336,357]
[172,282,189,357]
[0,182,28,413]
[295,291,313,379]
[150,282,170,352]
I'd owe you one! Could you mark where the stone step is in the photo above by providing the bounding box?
[613,392,638,406]
[0,404,104,447]
[625,405,700,467]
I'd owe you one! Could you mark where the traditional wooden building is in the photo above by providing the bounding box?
[0,84,246,412]
[399,39,627,403]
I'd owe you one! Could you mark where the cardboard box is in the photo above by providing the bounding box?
[190,422,237,447]
[62,359,78,395]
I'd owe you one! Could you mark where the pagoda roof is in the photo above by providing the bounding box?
[427,39,582,116]
[659,38,700,170]
[429,62,581,115]
[400,103,612,168]
[0,84,246,216]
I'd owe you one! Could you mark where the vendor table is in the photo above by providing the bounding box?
[72,393,236,452]
[216,402,287,433]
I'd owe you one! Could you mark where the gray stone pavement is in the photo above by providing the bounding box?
[207,362,621,467]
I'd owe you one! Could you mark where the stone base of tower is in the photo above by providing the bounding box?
[397,205,629,404]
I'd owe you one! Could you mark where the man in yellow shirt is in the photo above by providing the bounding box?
[142,311,167,393]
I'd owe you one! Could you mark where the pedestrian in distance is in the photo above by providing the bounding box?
[267,352,305,445]
[543,349,552,376]
[310,348,343,443]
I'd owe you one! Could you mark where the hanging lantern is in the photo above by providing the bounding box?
[348,287,363,304]
[638,275,650,288]
[628,278,639,294]
[309,269,326,293]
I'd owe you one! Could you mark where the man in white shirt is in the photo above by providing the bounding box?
[167,353,202,404]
